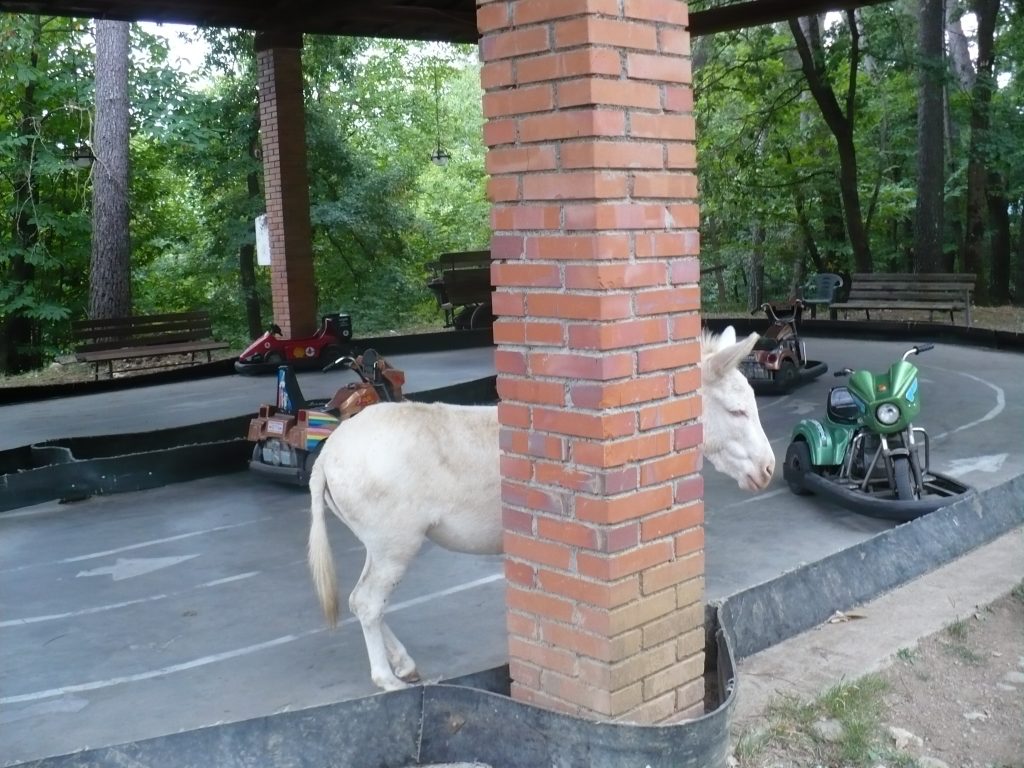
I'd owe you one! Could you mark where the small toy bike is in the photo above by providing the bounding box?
[783,343,973,520]
[741,299,827,391]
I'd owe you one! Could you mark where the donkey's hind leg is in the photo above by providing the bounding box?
[349,541,420,691]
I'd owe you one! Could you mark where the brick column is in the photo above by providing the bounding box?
[479,0,704,723]
[255,33,317,338]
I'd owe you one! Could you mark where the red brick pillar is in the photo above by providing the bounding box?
[479,0,704,723]
[255,33,317,338]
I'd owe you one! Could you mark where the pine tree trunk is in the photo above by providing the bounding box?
[89,20,132,320]
[914,0,945,273]
[962,0,999,304]
[240,125,264,339]
[987,174,1011,303]
[748,222,766,311]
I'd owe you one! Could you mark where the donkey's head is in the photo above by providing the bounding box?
[700,326,775,491]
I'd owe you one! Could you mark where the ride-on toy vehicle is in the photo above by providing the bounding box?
[741,299,828,392]
[783,343,973,521]
[245,349,404,485]
[234,312,353,375]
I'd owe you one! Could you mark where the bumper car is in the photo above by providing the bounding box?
[234,312,353,375]
[741,299,828,392]
[245,349,403,485]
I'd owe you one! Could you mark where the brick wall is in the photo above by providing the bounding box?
[479,0,705,723]
[256,38,317,338]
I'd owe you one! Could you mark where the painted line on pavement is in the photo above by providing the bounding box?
[0,573,503,705]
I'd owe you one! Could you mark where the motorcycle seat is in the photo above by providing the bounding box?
[827,386,862,424]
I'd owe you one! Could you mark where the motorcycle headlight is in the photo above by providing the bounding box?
[876,403,900,425]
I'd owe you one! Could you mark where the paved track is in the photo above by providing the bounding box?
[1,336,1021,765]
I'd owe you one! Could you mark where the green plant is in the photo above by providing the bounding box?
[896,647,916,664]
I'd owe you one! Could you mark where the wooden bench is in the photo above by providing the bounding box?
[829,273,976,325]
[72,310,229,379]
[425,250,493,330]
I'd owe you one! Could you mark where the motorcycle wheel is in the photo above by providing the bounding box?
[892,456,919,501]
[784,440,814,495]
[302,446,323,486]
[776,360,799,390]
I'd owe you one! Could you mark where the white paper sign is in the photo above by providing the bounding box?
[255,214,271,266]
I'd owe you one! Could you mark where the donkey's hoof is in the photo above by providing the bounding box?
[399,667,421,684]
[373,675,411,692]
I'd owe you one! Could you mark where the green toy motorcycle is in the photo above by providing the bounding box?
[783,343,973,521]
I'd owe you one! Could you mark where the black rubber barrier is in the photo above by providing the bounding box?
[0,416,252,513]
[0,328,494,406]
[0,378,499,513]
[718,472,1024,660]
[704,317,1024,353]
[5,618,737,768]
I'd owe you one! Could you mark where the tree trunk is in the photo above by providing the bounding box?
[89,19,132,320]
[1015,200,1024,304]
[1,16,43,374]
[945,1,973,272]
[240,124,264,339]
[986,173,1011,303]
[962,0,999,304]
[748,221,766,311]
[789,14,873,273]
[914,0,945,273]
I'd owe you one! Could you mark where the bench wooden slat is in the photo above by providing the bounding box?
[72,310,227,379]
[425,250,490,272]
[75,340,229,363]
[441,267,492,307]
[850,273,976,285]
[426,250,493,329]
[830,272,975,325]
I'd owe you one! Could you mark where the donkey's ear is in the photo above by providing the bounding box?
[705,331,759,381]
[719,325,737,348]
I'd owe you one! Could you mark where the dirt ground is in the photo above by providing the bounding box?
[734,585,1024,768]
[878,588,1024,768]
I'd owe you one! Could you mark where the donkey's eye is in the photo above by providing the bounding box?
[729,409,748,418]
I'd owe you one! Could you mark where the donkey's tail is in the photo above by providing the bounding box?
[308,456,339,627]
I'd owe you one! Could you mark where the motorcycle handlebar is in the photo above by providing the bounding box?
[902,343,934,360]
[322,355,357,373]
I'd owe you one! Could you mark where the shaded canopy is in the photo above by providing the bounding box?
[0,0,889,42]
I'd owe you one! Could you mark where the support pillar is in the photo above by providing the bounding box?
[255,32,317,338]
[479,0,704,723]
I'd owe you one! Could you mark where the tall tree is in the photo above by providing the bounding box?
[789,13,874,273]
[961,0,999,303]
[89,19,132,319]
[914,0,945,272]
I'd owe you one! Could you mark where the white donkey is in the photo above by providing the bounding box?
[308,326,774,691]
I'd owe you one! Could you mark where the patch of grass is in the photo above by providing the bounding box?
[1011,580,1024,603]
[941,641,985,665]
[896,647,916,664]
[733,675,909,768]
[946,616,971,641]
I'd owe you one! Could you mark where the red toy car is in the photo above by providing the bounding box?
[234,312,353,375]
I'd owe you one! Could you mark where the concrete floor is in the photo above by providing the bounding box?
[1,337,1021,765]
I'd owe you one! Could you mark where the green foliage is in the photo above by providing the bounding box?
[2,6,1023,373]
